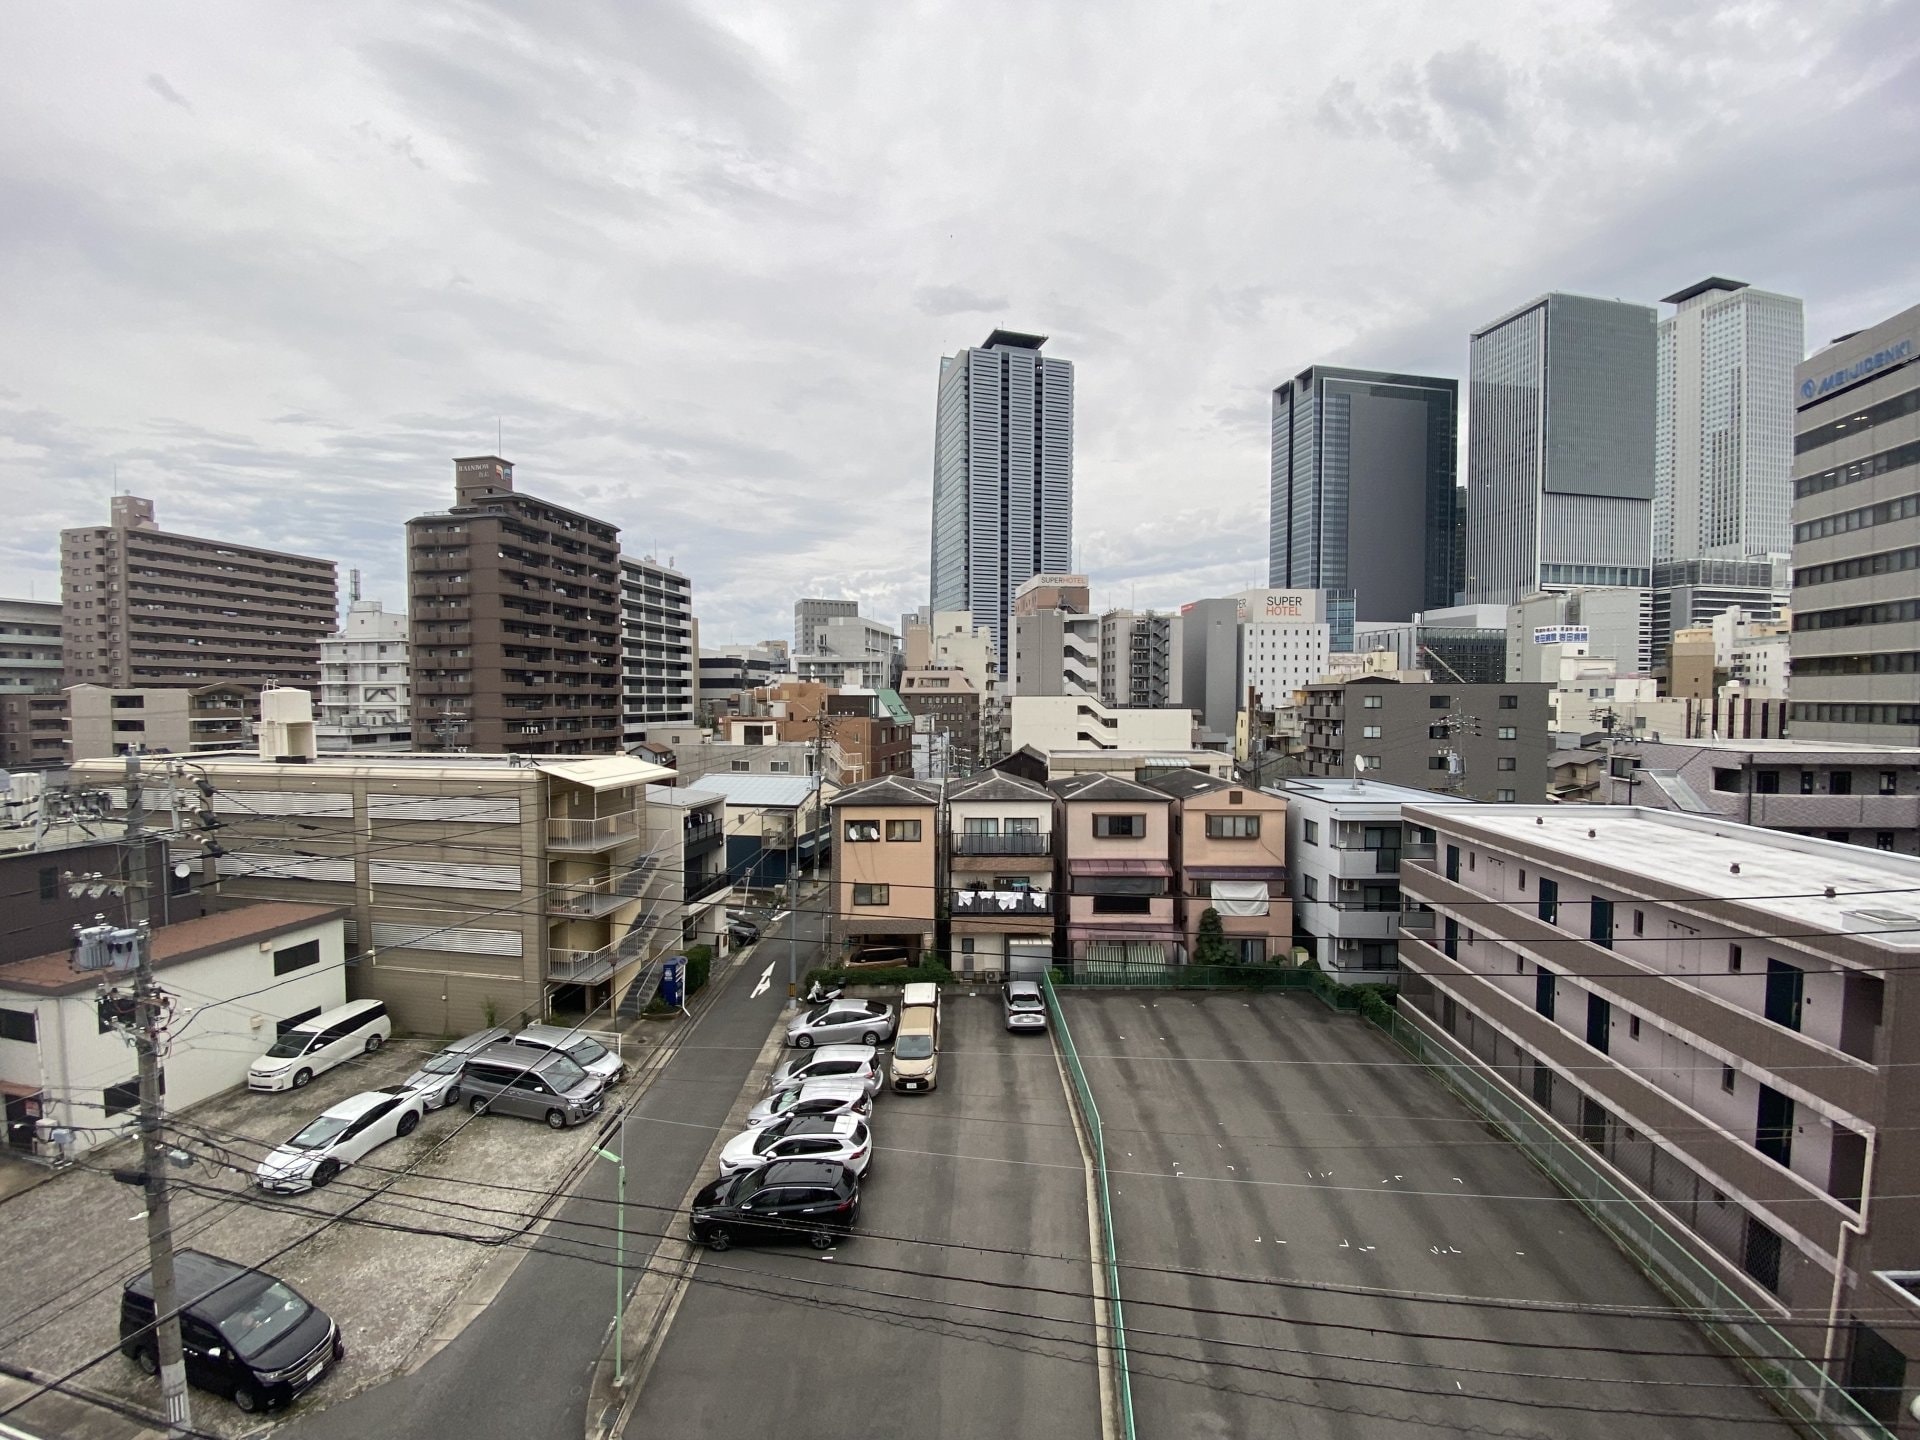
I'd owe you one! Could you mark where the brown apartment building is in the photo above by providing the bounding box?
[60,496,337,692]
[409,457,623,756]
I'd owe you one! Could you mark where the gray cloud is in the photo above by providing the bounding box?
[1,2,1916,645]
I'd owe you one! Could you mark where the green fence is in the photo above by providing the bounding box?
[1372,1004,1890,1439]
[1055,959,1369,1010]
[1042,970,1136,1439]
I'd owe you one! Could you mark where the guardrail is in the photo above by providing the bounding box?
[1041,971,1136,1439]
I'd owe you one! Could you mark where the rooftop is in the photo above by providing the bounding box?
[645,784,725,811]
[947,772,1051,804]
[1406,804,1920,950]
[1049,773,1171,804]
[1281,778,1480,807]
[685,773,822,809]
[75,752,676,790]
[1620,737,1920,759]
[0,902,346,996]
[1661,277,1748,306]
[983,329,1047,351]
[830,775,942,808]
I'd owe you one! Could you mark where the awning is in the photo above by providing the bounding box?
[1068,859,1174,877]
[1186,865,1287,881]
[1067,925,1182,942]
[535,757,675,791]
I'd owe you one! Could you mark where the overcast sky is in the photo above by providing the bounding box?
[3,1,1916,643]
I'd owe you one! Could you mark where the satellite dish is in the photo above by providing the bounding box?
[173,862,193,879]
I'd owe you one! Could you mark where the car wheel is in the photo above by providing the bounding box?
[293,1068,313,1089]
[794,1034,814,1049]
[133,1346,159,1377]
[232,1382,262,1414]
[443,1087,460,1109]
[312,1158,341,1188]
[364,1033,384,1054]
[861,1031,880,1046]
[705,1227,733,1252]
[468,1095,489,1115]
[396,1110,420,1137]
[545,1109,567,1130]
[809,1230,835,1250]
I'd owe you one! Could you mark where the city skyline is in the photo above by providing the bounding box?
[2,5,1917,644]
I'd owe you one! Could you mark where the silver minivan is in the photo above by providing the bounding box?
[458,1043,604,1129]
[510,1024,626,1088]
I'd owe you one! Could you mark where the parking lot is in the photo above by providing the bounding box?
[623,990,1103,1440]
[0,1028,632,1438]
[1062,991,1791,1439]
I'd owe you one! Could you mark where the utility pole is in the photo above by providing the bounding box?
[125,752,193,1436]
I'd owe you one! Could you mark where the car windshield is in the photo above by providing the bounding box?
[419,1052,465,1076]
[218,1280,313,1359]
[1009,994,1044,1010]
[895,1034,934,1060]
[751,1130,779,1155]
[769,1089,801,1114]
[263,1032,314,1059]
[805,1005,832,1023]
[285,1115,353,1150]
[562,1037,609,1066]
[543,1055,590,1091]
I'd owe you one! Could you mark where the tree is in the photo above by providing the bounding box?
[1194,907,1234,966]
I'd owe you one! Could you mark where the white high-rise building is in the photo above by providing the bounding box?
[317,599,410,751]
[930,329,1074,678]
[620,555,695,743]
[1654,279,1805,563]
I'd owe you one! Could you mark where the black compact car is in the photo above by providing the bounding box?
[121,1251,342,1413]
[728,917,762,946]
[689,1158,860,1251]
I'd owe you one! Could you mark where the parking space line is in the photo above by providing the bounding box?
[1048,1017,1120,1440]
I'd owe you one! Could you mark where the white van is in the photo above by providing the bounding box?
[248,1000,392,1092]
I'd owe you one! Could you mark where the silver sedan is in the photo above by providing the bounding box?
[718,1114,873,1177]
[400,1026,511,1110]
[765,1046,883,1098]
[784,1000,896,1049]
[744,1078,874,1129]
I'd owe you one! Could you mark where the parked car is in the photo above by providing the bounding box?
[254,1087,425,1194]
[247,1000,391,1092]
[510,1023,626,1087]
[121,1250,342,1413]
[785,999,896,1049]
[459,1043,604,1128]
[718,1114,872,1178]
[1003,980,1048,1034]
[689,1158,861,1251]
[890,1005,939,1093]
[728,918,762,946]
[765,1046,883,1098]
[400,1027,512,1110]
[745,1078,874,1129]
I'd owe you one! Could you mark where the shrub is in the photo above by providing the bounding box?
[1193,907,1233,966]
[1354,984,1398,1028]
[802,963,954,992]
[685,944,714,996]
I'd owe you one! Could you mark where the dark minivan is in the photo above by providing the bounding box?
[689,1158,860,1251]
[121,1250,342,1413]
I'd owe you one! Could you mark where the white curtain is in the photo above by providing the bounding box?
[1208,880,1268,917]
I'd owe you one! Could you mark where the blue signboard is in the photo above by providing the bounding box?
[660,956,686,1008]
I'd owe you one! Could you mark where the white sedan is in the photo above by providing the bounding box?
[255,1087,425,1194]
[718,1114,872,1178]
[764,1046,883,1098]
[744,1078,874,1130]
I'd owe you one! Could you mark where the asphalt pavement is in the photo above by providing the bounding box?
[1063,991,1790,1440]
[620,990,1103,1440]
[281,897,825,1440]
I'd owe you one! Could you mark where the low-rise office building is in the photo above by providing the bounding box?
[1395,806,1920,1423]
[947,771,1057,979]
[829,776,940,966]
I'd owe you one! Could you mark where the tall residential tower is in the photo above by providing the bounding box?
[930,330,1073,678]
[1269,366,1458,622]
[1465,293,1657,606]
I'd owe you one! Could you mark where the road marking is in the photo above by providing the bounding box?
[750,961,776,999]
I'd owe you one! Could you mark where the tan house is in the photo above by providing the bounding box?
[1144,770,1291,966]
[1051,773,1181,967]
[946,771,1056,979]
[829,775,941,965]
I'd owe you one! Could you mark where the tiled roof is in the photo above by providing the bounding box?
[830,775,941,808]
[1048,773,1169,803]
[948,772,1052,803]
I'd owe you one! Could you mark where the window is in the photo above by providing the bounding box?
[1499,695,1519,709]
[1360,755,1381,770]
[1361,725,1381,738]
[1755,770,1780,794]
[1876,832,1896,851]
[1496,789,1516,802]
[1304,875,1318,901]
[1712,768,1741,793]
[1091,894,1152,915]
[1589,897,1613,949]
[1830,771,1853,796]
[1497,757,1516,771]
[730,760,749,772]
[273,939,320,976]
[1880,771,1898,796]
[1362,695,1383,709]
[1721,1065,1736,1093]
[843,820,880,843]
[1428,756,1449,770]
[1800,770,1816,795]
[1303,820,1318,844]
[0,1008,37,1044]
[1729,944,1743,973]
[885,819,922,842]
[104,1079,143,1117]
[1632,909,1644,936]
[38,866,58,901]
[1093,814,1144,838]
[1205,815,1260,839]
[852,884,890,906]
[1429,695,1452,709]
[1429,723,1449,739]
[1537,877,1559,925]
[1497,726,1516,740]
[770,761,791,772]
[1629,1014,1641,1041]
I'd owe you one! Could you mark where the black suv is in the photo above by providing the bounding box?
[689,1159,859,1251]
[121,1251,342,1413]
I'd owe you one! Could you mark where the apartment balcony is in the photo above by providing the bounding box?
[1746,793,1920,830]
[547,809,643,851]
[952,831,1052,857]
[548,925,650,984]
[951,888,1053,918]
[685,869,732,904]
[546,862,652,917]
[684,819,724,858]
[1325,843,1403,876]
[417,679,473,698]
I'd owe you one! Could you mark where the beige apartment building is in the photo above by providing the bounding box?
[1051,773,1180,966]
[947,771,1056,978]
[65,682,250,761]
[72,701,676,1035]
[829,776,940,966]
[1145,770,1291,965]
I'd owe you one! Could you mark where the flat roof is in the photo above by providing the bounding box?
[983,328,1047,350]
[1624,737,1920,758]
[1661,277,1747,305]
[1280,778,1479,806]
[687,773,820,809]
[1405,805,1920,950]
[0,901,346,996]
[645,784,725,810]
[75,752,675,787]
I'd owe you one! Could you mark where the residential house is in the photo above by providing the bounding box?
[1144,770,1291,966]
[946,771,1057,979]
[1052,773,1181,968]
[690,772,830,889]
[645,784,731,953]
[830,776,940,966]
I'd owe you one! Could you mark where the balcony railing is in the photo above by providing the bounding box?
[548,809,642,850]
[685,870,732,903]
[952,832,1051,856]
[548,925,650,983]
[951,888,1054,917]
[546,862,652,917]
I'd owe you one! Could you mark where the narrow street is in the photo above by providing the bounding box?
[282,894,824,1440]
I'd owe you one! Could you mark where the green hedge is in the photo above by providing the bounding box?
[802,960,953,992]
[686,944,714,996]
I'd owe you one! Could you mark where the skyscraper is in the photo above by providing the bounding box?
[1268,366,1458,621]
[1465,293,1657,606]
[1654,278,1805,563]
[930,329,1073,677]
